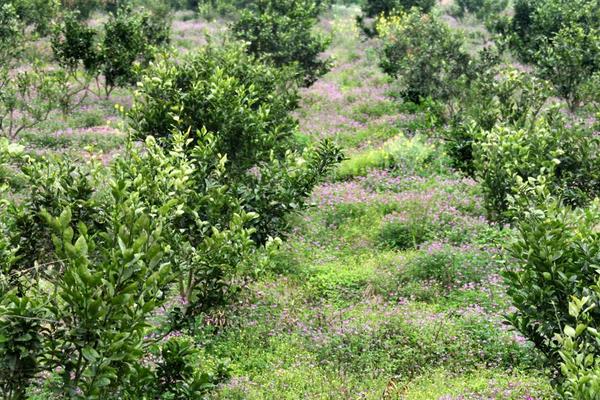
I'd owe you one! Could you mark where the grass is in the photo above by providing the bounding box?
[335,134,447,179]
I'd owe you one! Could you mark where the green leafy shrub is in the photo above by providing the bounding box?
[127,42,342,314]
[474,116,600,221]
[4,0,59,36]
[0,165,173,398]
[507,0,600,62]
[504,189,600,387]
[51,11,100,72]
[128,42,299,172]
[112,132,258,325]
[361,0,435,17]
[231,0,331,87]
[536,24,600,111]
[377,10,471,103]
[444,67,553,175]
[101,7,171,96]
[51,6,171,99]
[496,0,600,109]
[452,0,508,20]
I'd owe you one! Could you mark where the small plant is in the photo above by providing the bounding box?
[0,67,65,139]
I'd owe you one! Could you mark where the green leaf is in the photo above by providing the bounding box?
[59,208,72,229]
[564,325,576,338]
[74,235,88,256]
[81,346,100,362]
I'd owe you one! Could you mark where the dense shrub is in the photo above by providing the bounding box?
[444,67,553,175]
[452,0,508,21]
[128,43,299,173]
[377,10,471,103]
[361,0,435,18]
[231,0,331,87]
[504,188,600,389]
[508,0,600,61]
[51,6,171,98]
[128,44,342,313]
[474,115,600,222]
[51,11,99,72]
[497,0,600,109]
[0,159,173,398]
[102,7,168,93]
[536,25,600,111]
